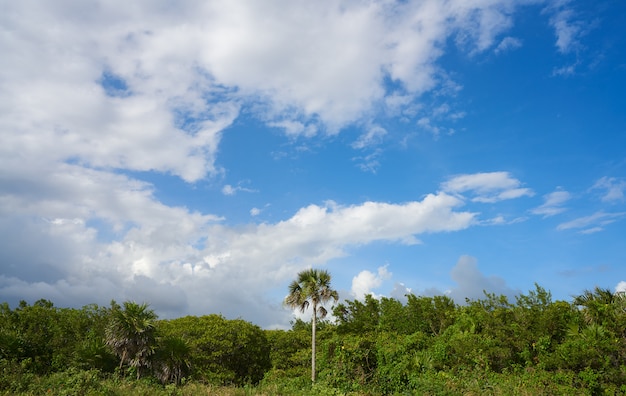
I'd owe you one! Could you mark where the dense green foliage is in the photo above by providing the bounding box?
[2,284,626,395]
[158,314,270,385]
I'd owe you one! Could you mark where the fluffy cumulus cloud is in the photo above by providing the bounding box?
[0,0,579,327]
[204,193,476,274]
[0,0,561,156]
[0,184,477,326]
[1,4,240,183]
[351,265,392,300]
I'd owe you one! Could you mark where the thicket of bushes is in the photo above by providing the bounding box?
[1,284,625,395]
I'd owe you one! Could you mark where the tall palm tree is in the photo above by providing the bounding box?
[105,301,158,379]
[284,268,339,382]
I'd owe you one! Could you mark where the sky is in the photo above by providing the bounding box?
[1,0,625,329]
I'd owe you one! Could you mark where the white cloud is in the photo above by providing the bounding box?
[616,281,626,294]
[0,171,477,326]
[268,120,317,138]
[384,93,416,117]
[399,255,519,304]
[552,14,580,53]
[495,36,522,54]
[447,255,519,303]
[591,177,626,203]
[250,204,270,217]
[352,125,387,149]
[222,185,236,196]
[232,193,475,263]
[389,282,412,303]
[546,3,584,54]
[557,211,626,233]
[416,102,466,137]
[482,215,506,225]
[0,2,241,183]
[2,164,507,330]
[579,227,603,235]
[353,149,383,174]
[0,0,553,202]
[0,162,228,317]
[552,63,578,77]
[418,117,449,137]
[531,189,571,217]
[351,265,392,300]
[544,0,594,76]
[441,172,534,203]
[222,182,257,196]
[250,208,261,216]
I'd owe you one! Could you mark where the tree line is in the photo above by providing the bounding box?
[1,270,626,394]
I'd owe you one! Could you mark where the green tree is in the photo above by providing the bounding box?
[378,296,409,334]
[320,332,378,392]
[284,268,339,382]
[334,294,381,334]
[105,301,157,379]
[376,331,432,394]
[159,314,270,385]
[513,285,576,367]
[1,299,70,373]
[405,294,457,336]
[265,328,309,374]
[73,304,117,372]
[0,300,117,374]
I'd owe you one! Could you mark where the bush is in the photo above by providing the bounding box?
[158,315,271,385]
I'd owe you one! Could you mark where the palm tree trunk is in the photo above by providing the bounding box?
[311,301,317,382]
[119,350,126,372]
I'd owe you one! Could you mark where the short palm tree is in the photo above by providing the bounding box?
[574,287,620,324]
[153,335,191,385]
[284,268,339,382]
[105,301,158,379]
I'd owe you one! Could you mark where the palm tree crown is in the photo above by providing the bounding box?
[285,268,338,319]
[573,286,626,330]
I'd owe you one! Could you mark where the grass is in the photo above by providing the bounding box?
[2,367,625,395]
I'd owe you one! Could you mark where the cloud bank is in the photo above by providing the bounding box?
[0,0,592,327]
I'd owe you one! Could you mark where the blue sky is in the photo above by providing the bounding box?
[1,0,625,328]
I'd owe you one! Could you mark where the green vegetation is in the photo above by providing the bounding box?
[1,283,626,395]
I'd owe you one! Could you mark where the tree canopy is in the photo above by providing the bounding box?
[2,282,626,394]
